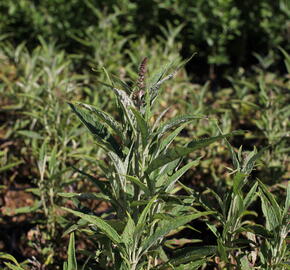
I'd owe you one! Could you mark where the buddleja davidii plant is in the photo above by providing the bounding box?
[189,131,268,269]
[255,180,290,269]
[61,57,239,269]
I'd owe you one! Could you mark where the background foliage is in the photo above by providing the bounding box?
[0,0,289,269]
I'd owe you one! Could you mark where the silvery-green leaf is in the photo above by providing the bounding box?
[62,208,122,244]
[147,132,239,174]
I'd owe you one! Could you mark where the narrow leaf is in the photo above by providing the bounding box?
[141,211,214,252]
[17,130,43,139]
[67,233,77,270]
[147,132,239,174]
[121,214,135,247]
[158,124,186,153]
[79,102,124,142]
[125,175,150,195]
[162,159,201,191]
[233,172,246,195]
[137,195,158,226]
[62,207,121,244]
[68,102,121,155]
[164,246,216,267]
[131,107,149,147]
[156,115,202,137]
[243,182,258,209]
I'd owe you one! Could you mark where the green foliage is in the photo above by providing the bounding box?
[63,233,78,270]
[1,0,289,73]
[62,59,241,269]
[1,4,289,268]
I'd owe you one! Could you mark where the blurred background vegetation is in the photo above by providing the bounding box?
[0,0,289,269]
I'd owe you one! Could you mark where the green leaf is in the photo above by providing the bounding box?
[3,262,25,270]
[161,159,201,191]
[130,107,149,147]
[158,124,186,153]
[0,160,23,173]
[108,151,126,187]
[152,107,170,131]
[243,181,258,209]
[164,246,216,267]
[243,224,272,238]
[0,253,22,267]
[217,238,228,263]
[258,180,282,227]
[279,46,290,73]
[259,191,280,231]
[243,146,269,174]
[12,201,41,214]
[58,192,110,201]
[141,211,214,252]
[147,132,239,174]
[156,115,202,137]
[48,144,57,175]
[68,102,121,155]
[112,87,136,127]
[121,213,135,247]
[72,166,110,196]
[67,233,77,270]
[233,172,246,195]
[206,188,224,215]
[124,175,150,195]
[17,130,43,139]
[62,224,79,237]
[78,102,124,142]
[137,195,158,227]
[206,223,220,238]
[62,208,121,244]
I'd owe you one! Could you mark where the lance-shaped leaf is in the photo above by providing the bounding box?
[156,115,203,138]
[137,195,158,227]
[72,166,110,196]
[108,151,126,188]
[78,102,125,142]
[62,208,122,244]
[152,107,171,131]
[258,180,282,230]
[68,102,121,155]
[125,175,150,195]
[162,246,216,268]
[130,107,150,147]
[149,70,178,104]
[243,181,258,209]
[147,132,240,174]
[112,87,135,122]
[158,124,187,154]
[67,233,77,270]
[121,213,136,248]
[242,146,269,175]
[233,172,247,196]
[160,158,201,191]
[0,253,25,269]
[58,192,111,202]
[141,211,214,252]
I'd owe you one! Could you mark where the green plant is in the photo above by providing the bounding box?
[257,181,290,269]
[199,143,265,269]
[0,38,97,268]
[0,252,29,270]
[61,57,241,269]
